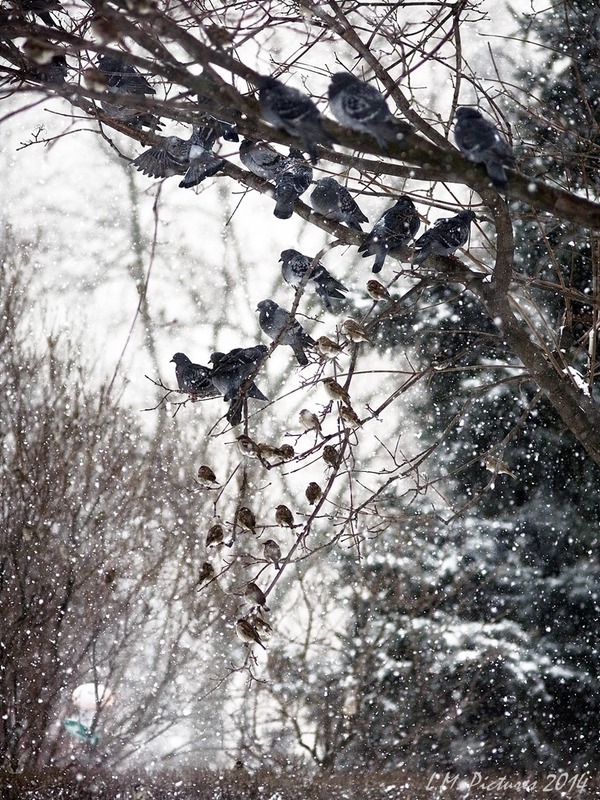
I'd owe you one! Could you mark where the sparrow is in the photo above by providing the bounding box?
[358,195,420,273]
[316,336,345,359]
[328,71,411,148]
[209,345,268,426]
[305,481,322,505]
[339,405,361,428]
[22,39,56,66]
[454,107,515,190]
[280,249,348,310]
[299,409,321,433]
[309,177,368,231]
[277,444,295,460]
[257,74,334,165]
[323,377,351,405]
[263,539,282,569]
[197,561,215,585]
[322,445,341,469]
[275,504,294,528]
[257,300,315,366]
[413,209,476,264]
[171,353,219,400]
[244,582,269,610]
[96,54,161,130]
[273,149,313,219]
[236,618,266,649]
[236,434,259,458]
[366,279,391,301]
[341,318,371,344]
[483,454,516,478]
[196,465,219,488]
[206,523,224,548]
[131,125,223,188]
[236,506,256,533]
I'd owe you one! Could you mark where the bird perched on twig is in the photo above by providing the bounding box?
[317,336,345,360]
[209,345,268,427]
[197,561,215,585]
[309,177,368,231]
[323,377,352,405]
[280,249,348,311]
[328,71,411,148]
[366,279,391,302]
[132,125,224,188]
[257,300,315,366]
[239,139,287,180]
[206,523,224,548]
[454,107,515,190]
[273,149,312,219]
[171,353,220,401]
[322,445,341,469]
[339,405,361,428]
[412,209,476,264]
[305,481,322,505]
[275,504,295,528]
[358,195,420,274]
[236,434,259,458]
[236,506,256,534]
[263,539,282,569]
[196,465,219,488]
[236,618,266,649]
[299,409,321,434]
[341,318,372,344]
[244,582,269,610]
[257,74,334,165]
[97,54,161,130]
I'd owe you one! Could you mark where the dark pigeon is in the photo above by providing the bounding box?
[257,299,315,366]
[239,139,287,181]
[454,107,515,189]
[309,177,368,231]
[279,249,348,310]
[171,352,219,400]
[132,125,223,188]
[209,345,268,426]
[413,209,476,264]
[358,195,420,274]
[31,53,67,84]
[328,72,411,148]
[97,54,161,130]
[21,0,63,26]
[273,148,312,219]
[257,74,334,165]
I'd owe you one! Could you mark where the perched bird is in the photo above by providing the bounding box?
[200,114,239,142]
[210,345,268,426]
[412,209,476,264]
[21,0,63,27]
[171,353,219,400]
[236,618,266,649]
[252,615,273,637]
[206,523,224,548]
[340,405,361,428]
[236,506,256,534]
[483,454,516,479]
[263,539,282,569]
[366,279,391,301]
[273,149,312,219]
[280,249,348,310]
[275,504,294,528]
[236,434,259,458]
[83,65,109,92]
[257,300,315,366]
[257,74,334,165]
[309,177,368,231]
[341,318,372,344]
[299,409,321,434]
[197,465,219,488]
[277,444,295,460]
[323,377,351,405]
[358,195,420,273]
[132,125,223,188]
[197,561,215,585]
[322,445,341,469]
[97,54,161,130]
[22,39,56,66]
[29,53,67,84]
[454,107,515,190]
[239,139,287,180]
[305,481,322,505]
[244,582,269,610]
[316,336,345,359]
[328,71,411,148]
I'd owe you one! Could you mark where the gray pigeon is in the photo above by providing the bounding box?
[132,125,223,188]
[454,107,515,189]
[257,74,334,165]
[239,139,287,180]
[97,54,161,130]
[358,195,420,273]
[256,299,315,366]
[309,177,368,231]
[413,210,476,264]
[274,149,312,219]
[171,352,219,400]
[209,345,268,426]
[279,249,348,310]
[328,72,411,148]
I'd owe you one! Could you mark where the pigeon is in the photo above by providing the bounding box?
[263,539,282,569]
[412,209,476,264]
[309,177,368,231]
[132,125,223,188]
[328,72,411,148]
[236,618,266,649]
[30,53,67,84]
[97,54,161,130]
[200,113,238,142]
[256,299,315,366]
[273,149,312,219]
[358,195,420,273]
[454,107,515,190]
[279,249,348,310]
[21,0,63,27]
[239,139,287,180]
[257,74,334,165]
[171,353,219,400]
[209,345,268,426]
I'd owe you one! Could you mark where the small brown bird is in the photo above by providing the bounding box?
[197,465,219,488]
[22,39,56,66]
[339,405,361,428]
[323,445,341,469]
[198,561,215,585]
[277,444,295,460]
[252,615,273,636]
[206,523,224,548]
[237,434,259,458]
[366,279,391,302]
[317,335,345,359]
[236,618,266,649]
[263,539,282,568]
[299,408,321,433]
[275,504,294,528]
[483,454,516,479]
[83,65,109,92]
[305,481,322,505]
[341,318,372,343]
[237,506,256,533]
[245,581,269,609]
[323,377,351,405]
